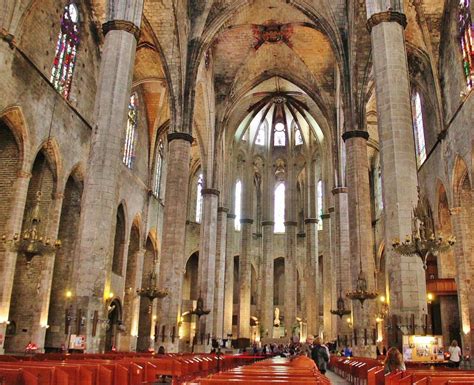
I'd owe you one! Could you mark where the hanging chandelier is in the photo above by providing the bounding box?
[2,98,61,261]
[136,271,168,313]
[2,191,61,261]
[346,269,378,307]
[392,189,455,269]
[331,292,352,318]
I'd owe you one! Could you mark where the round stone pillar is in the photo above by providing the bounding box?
[343,130,376,357]
[368,11,427,344]
[156,132,193,352]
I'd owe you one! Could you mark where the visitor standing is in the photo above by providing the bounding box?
[449,340,462,368]
[311,337,329,375]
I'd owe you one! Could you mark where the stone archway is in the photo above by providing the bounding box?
[105,299,122,352]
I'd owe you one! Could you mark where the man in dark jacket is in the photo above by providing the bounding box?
[311,337,329,374]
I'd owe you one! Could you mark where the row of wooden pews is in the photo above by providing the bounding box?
[196,355,330,385]
[0,352,264,385]
[330,356,474,385]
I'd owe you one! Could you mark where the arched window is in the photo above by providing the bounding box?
[274,183,285,233]
[50,1,80,99]
[123,93,138,169]
[255,124,265,146]
[234,180,242,230]
[317,180,323,230]
[152,140,164,198]
[375,167,383,212]
[459,0,473,89]
[195,174,203,223]
[411,91,426,166]
[295,127,303,146]
[273,122,286,147]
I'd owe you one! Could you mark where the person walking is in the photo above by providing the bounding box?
[311,337,329,375]
[448,340,462,368]
[384,347,406,374]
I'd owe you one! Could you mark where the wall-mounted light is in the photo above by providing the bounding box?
[66,290,72,298]
[427,293,434,304]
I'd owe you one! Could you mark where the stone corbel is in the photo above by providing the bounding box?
[366,11,407,33]
[1,29,16,49]
[102,20,141,42]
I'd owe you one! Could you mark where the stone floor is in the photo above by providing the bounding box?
[325,370,350,384]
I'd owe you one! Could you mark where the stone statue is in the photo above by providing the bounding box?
[273,307,280,327]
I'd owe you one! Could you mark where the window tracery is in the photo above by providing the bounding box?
[196,173,203,223]
[123,93,138,169]
[459,0,473,89]
[273,122,286,147]
[411,91,426,166]
[50,1,80,99]
[295,126,303,146]
[255,124,266,146]
[152,140,164,198]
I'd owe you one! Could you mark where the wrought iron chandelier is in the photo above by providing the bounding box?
[331,292,352,318]
[136,271,168,313]
[346,269,378,307]
[2,98,61,261]
[392,189,455,269]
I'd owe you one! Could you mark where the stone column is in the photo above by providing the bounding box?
[223,213,236,337]
[156,132,193,352]
[261,162,274,339]
[284,162,298,337]
[368,10,426,340]
[213,206,228,340]
[321,212,336,341]
[0,171,30,354]
[451,207,473,352]
[238,218,252,340]
[73,4,143,352]
[332,188,352,346]
[343,130,377,357]
[196,189,219,345]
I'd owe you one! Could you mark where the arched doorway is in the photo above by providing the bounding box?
[45,172,83,351]
[180,252,199,350]
[105,299,122,352]
[137,236,156,352]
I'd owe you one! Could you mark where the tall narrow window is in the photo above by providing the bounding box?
[295,127,303,146]
[411,92,426,166]
[196,174,203,223]
[123,93,138,169]
[152,140,164,197]
[274,183,285,233]
[273,122,286,147]
[317,180,323,230]
[234,180,242,230]
[51,1,80,99]
[255,124,265,146]
[459,0,473,89]
[376,167,384,212]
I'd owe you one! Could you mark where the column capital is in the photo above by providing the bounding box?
[0,29,16,49]
[304,218,319,224]
[367,11,407,33]
[102,20,141,42]
[167,132,194,144]
[332,187,348,195]
[227,213,236,219]
[320,213,331,220]
[240,218,253,224]
[17,170,32,179]
[218,206,229,213]
[342,130,369,142]
[449,207,462,215]
[261,220,275,226]
[201,188,220,196]
[284,221,298,226]
[328,207,335,213]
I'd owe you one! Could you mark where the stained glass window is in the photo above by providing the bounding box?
[459,0,473,89]
[123,93,138,169]
[50,1,80,99]
[234,180,242,230]
[295,127,303,146]
[411,92,426,166]
[273,122,286,147]
[274,183,285,233]
[196,174,203,223]
[255,124,265,146]
[152,140,164,197]
[317,180,323,230]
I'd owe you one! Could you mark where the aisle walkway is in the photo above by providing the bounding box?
[325,370,350,385]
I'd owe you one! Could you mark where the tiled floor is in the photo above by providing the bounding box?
[325,370,351,384]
